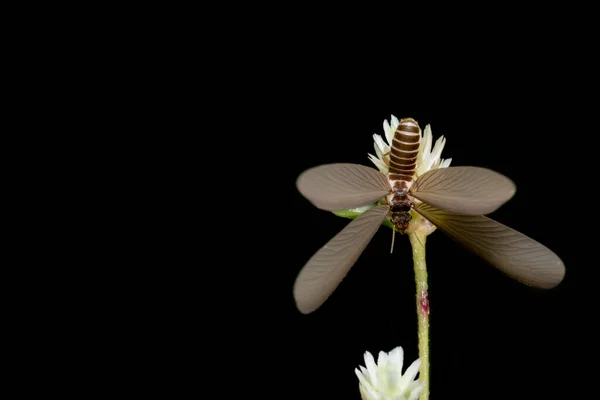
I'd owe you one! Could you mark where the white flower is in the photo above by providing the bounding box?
[355,346,423,400]
[414,124,452,178]
[368,115,452,178]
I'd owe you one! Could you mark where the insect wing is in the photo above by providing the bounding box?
[294,205,390,314]
[414,203,565,289]
[410,166,516,215]
[296,163,392,211]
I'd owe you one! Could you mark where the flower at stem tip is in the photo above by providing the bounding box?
[367,115,452,237]
[368,115,452,178]
[355,346,423,400]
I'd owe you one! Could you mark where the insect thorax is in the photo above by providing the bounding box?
[388,184,414,233]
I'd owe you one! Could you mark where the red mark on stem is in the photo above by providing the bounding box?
[420,290,429,315]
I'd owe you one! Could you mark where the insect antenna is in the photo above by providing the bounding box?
[390,227,396,254]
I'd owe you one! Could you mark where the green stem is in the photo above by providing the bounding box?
[409,231,429,400]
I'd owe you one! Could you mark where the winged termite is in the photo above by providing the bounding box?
[294,118,565,314]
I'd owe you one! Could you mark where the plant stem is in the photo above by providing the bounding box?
[409,231,429,400]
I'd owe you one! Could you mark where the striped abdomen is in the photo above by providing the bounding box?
[388,118,421,184]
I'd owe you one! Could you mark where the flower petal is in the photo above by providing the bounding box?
[388,346,404,373]
[407,384,424,400]
[430,135,446,166]
[384,347,403,390]
[368,154,388,175]
[373,140,383,159]
[359,365,369,377]
[359,380,379,400]
[373,134,390,155]
[398,358,421,393]
[440,158,452,168]
[377,351,389,392]
[377,351,388,368]
[417,125,433,172]
[356,368,376,392]
[384,119,394,145]
[364,351,379,387]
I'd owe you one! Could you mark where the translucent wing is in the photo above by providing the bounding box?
[294,205,390,314]
[414,203,565,289]
[410,166,516,215]
[297,163,392,211]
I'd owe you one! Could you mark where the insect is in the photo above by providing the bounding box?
[294,118,565,314]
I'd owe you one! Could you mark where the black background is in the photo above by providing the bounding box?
[246,102,587,399]
[12,9,597,399]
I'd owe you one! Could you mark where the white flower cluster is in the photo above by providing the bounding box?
[355,346,423,400]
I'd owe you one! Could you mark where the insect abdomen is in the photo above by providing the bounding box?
[388,118,421,183]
